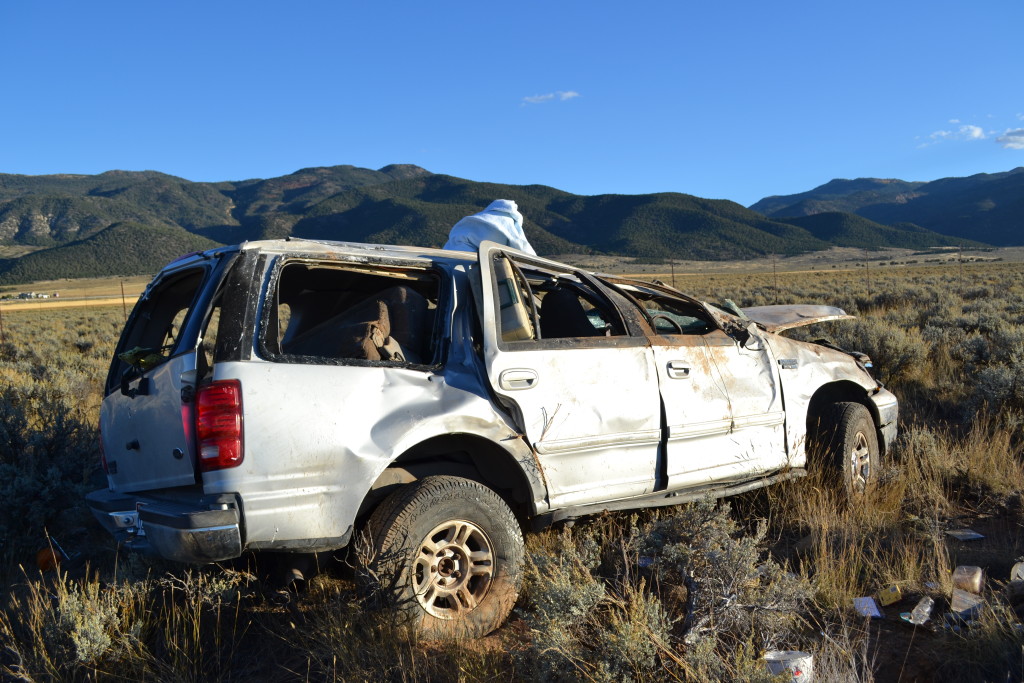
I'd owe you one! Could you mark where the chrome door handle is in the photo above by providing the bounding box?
[666,361,690,379]
[499,368,539,391]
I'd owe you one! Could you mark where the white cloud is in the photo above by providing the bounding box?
[522,90,580,105]
[962,124,985,139]
[923,124,987,146]
[523,93,555,104]
[997,129,1024,150]
[949,118,960,123]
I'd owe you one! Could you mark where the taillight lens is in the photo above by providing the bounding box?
[196,380,243,472]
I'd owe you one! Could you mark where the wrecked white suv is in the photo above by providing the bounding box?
[87,238,897,637]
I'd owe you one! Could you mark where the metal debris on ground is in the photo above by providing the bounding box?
[945,529,985,541]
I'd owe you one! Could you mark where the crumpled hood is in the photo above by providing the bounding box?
[740,304,855,332]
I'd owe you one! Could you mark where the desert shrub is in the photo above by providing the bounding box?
[826,317,926,385]
[1,566,260,682]
[1,569,149,679]
[518,527,677,682]
[0,379,99,573]
[642,499,810,651]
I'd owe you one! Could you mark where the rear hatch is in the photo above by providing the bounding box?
[101,252,233,493]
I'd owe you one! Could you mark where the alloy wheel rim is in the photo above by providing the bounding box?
[850,431,872,492]
[413,520,494,619]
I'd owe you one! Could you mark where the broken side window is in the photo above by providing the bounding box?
[106,268,207,393]
[491,254,626,342]
[635,293,715,335]
[261,261,440,366]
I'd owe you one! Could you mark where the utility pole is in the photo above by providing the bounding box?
[958,244,964,295]
[670,259,676,289]
[0,303,5,346]
[120,280,128,320]
[772,254,779,304]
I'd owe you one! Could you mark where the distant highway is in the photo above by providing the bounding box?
[0,295,139,312]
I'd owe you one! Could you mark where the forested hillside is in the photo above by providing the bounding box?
[751,167,1024,245]
[0,165,983,283]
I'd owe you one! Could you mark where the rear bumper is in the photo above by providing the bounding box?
[86,489,242,564]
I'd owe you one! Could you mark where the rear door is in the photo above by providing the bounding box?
[476,242,663,508]
[624,286,788,487]
[102,264,219,492]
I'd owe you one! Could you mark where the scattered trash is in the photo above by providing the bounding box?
[950,588,984,619]
[877,584,902,606]
[763,650,813,681]
[945,529,984,541]
[35,535,81,572]
[35,547,61,572]
[853,596,884,618]
[924,581,940,590]
[952,565,984,593]
[900,596,934,625]
[1011,562,1024,582]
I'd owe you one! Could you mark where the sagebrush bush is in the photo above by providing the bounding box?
[643,499,810,651]
[0,379,99,571]
[3,264,1024,680]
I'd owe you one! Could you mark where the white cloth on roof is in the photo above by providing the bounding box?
[443,199,537,255]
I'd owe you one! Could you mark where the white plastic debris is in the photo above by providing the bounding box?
[900,596,934,625]
[952,565,984,593]
[945,529,984,541]
[950,588,984,619]
[853,596,884,618]
[763,650,814,681]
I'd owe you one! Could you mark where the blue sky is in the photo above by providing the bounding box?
[2,1,1022,206]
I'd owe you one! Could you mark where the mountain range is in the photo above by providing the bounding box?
[750,167,1024,245]
[0,164,1009,284]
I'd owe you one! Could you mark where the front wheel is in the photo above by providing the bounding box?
[361,475,524,639]
[820,402,880,496]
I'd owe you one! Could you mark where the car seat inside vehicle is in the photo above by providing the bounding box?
[270,263,436,364]
[539,286,605,338]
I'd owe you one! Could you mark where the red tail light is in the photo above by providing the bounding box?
[196,380,243,472]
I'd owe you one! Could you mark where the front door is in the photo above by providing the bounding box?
[476,243,662,509]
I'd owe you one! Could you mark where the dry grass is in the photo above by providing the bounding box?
[4,262,1024,680]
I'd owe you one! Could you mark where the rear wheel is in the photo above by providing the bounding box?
[820,402,880,495]
[361,475,524,639]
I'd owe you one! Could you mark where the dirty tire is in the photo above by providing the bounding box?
[821,402,880,496]
[361,475,524,639]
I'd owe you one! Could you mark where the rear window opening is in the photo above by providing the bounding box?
[262,261,441,366]
[105,268,208,394]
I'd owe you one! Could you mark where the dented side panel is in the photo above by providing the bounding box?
[203,359,536,546]
[475,243,664,509]
[764,333,883,464]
